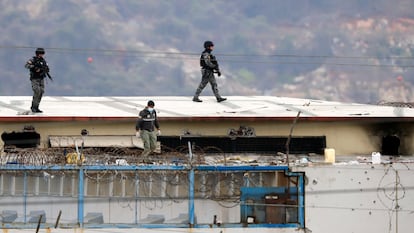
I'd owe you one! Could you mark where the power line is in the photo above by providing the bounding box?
[2,45,414,68]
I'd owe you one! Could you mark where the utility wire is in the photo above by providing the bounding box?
[2,45,414,69]
[2,45,414,60]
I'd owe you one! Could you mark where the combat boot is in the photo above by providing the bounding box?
[192,97,202,102]
[217,97,227,103]
[31,107,42,113]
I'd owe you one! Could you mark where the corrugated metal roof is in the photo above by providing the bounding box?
[0,96,414,121]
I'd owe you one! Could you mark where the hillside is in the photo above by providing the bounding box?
[1,0,414,104]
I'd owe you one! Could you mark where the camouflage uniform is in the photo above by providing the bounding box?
[25,48,49,113]
[193,41,226,102]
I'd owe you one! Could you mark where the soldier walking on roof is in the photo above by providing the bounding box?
[136,100,161,160]
[193,41,226,103]
[24,48,50,113]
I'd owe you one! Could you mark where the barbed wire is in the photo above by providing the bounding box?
[0,145,227,166]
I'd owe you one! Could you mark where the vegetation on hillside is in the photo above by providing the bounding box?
[1,0,414,103]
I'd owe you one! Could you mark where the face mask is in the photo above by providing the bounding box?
[148,107,154,112]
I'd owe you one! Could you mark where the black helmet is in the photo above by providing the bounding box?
[147,100,155,107]
[203,41,214,49]
[35,48,45,55]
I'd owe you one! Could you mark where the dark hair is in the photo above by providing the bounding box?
[147,100,155,107]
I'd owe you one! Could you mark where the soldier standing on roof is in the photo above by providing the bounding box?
[192,41,226,103]
[24,48,50,113]
[136,100,161,160]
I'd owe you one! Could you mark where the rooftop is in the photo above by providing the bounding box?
[1,96,414,121]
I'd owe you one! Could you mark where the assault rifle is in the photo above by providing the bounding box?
[32,57,53,81]
[46,72,53,81]
[38,65,53,81]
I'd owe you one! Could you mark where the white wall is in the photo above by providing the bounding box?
[298,163,414,233]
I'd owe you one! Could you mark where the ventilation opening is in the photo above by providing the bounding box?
[159,136,326,154]
[1,127,40,150]
[381,135,400,156]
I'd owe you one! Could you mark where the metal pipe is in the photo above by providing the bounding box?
[188,168,195,226]
[78,167,84,227]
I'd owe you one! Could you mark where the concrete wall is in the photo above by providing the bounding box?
[1,119,413,155]
[2,163,413,233]
[160,120,414,155]
[297,163,414,233]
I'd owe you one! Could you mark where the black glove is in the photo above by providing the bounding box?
[217,71,221,77]
[34,63,43,70]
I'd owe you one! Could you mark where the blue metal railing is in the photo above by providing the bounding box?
[0,164,304,229]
